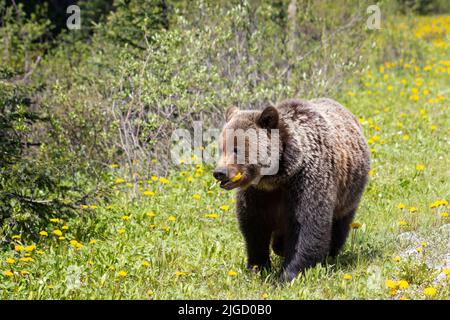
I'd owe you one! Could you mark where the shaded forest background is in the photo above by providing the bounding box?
[1,0,449,242]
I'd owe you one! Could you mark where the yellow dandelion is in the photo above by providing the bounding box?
[118,228,126,235]
[159,177,169,184]
[146,211,156,217]
[230,172,242,182]
[142,261,150,268]
[220,205,230,211]
[423,287,437,297]
[143,190,155,196]
[228,271,238,277]
[398,220,408,226]
[39,230,48,236]
[261,293,269,299]
[20,270,29,276]
[122,215,130,221]
[89,239,97,245]
[147,290,154,296]
[19,257,33,262]
[6,258,16,264]
[53,230,63,237]
[402,134,410,141]
[350,222,361,229]
[3,271,14,277]
[385,279,398,289]
[58,236,66,241]
[398,280,409,289]
[110,164,119,168]
[168,216,177,221]
[117,270,127,278]
[193,194,201,200]
[440,212,448,218]
[36,250,44,255]
[62,225,69,230]
[49,218,60,223]
[14,245,23,251]
[343,274,352,280]
[11,235,21,240]
[415,164,425,171]
[115,178,125,184]
[175,271,186,277]
[397,203,406,209]
[25,245,36,252]
[394,256,401,262]
[205,213,219,219]
[409,207,417,213]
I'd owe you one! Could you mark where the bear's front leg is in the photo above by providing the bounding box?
[280,178,334,282]
[236,188,272,271]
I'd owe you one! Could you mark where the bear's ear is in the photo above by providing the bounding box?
[225,106,239,122]
[257,106,279,129]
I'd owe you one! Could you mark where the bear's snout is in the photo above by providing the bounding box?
[213,167,228,182]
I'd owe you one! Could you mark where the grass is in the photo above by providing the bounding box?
[1,15,449,300]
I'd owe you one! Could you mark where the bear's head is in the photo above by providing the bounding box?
[213,105,282,190]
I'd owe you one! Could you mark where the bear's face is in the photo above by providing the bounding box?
[213,106,280,190]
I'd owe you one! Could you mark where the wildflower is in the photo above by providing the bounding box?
[159,177,169,184]
[261,293,269,299]
[230,172,242,182]
[385,279,398,289]
[175,271,186,277]
[20,270,29,276]
[142,261,150,268]
[415,164,425,171]
[228,271,238,277]
[115,178,125,184]
[36,250,44,255]
[118,228,126,235]
[3,271,14,277]
[53,230,63,237]
[6,258,16,264]
[146,211,156,217]
[122,215,130,221]
[205,213,219,219]
[11,235,21,240]
[220,205,230,211]
[126,183,133,187]
[440,212,448,218]
[25,245,36,252]
[193,194,201,200]
[168,216,176,221]
[389,289,398,296]
[110,164,119,168]
[421,242,427,247]
[416,247,423,253]
[49,218,60,223]
[39,231,48,236]
[368,169,374,177]
[423,287,437,297]
[350,222,361,229]
[117,270,127,278]
[394,256,401,262]
[19,257,33,262]
[398,220,408,226]
[409,207,417,213]
[90,205,98,209]
[70,240,83,249]
[14,245,23,252]
[397,203,406,209]
[399,296,408,300]
[143,190,155,196]
[151,176,159,181]
[343,274,352,280]
[89,239,97,245]
[147,290,154,296]
[62,225,69,230]
[402,134,410,141]
[398,280,409,289]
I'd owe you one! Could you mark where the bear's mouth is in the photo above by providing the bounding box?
[219,179,237,190]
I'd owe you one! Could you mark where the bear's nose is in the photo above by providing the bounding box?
[213,168,228,182]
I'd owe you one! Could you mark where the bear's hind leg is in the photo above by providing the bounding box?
[329,210,355,257]
[271,232,285,257]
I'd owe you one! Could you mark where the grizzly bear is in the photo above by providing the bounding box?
[213,98,370,282]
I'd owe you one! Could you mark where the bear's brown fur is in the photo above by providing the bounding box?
[213,98,370,282]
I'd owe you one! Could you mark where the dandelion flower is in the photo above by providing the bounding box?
[20,270,29,276]
[398,280,409,289]
[193,194,201,200]
[143,190,155,196]
[122,215,130,221]
[440,212,448,218]
[19,257,33,262]
[350,222,361,229]
[230,172,242,182]
[25,245,36,252]
[398,220,408,226]
[385,279,398,289]
[228,271,238,277]
[423,287,437,297]
[62,225,69,230]
[409,207,417,213]
[117,270,127,278]
[205,213,219,219]
[146,211,156,217]
[6,258,16,264]
[261,293,269,299]
[343,274,352,280]
[14,245,24,252]
[415,164,425,171]
[115,178,125,184]
[11,235,21,240]
[151,176,159,181]
[168,216,176,221]
[53,230,63,237]
[147,290,154,296]
[220,205,230,211]
[49,218,60,223]
[118,228,126,235]
[397,203,405,209]
[89,239,97,245]
[394,256,401,262]
[142,261,150,268]
[175,271,186,277]
[3,271,14,277]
